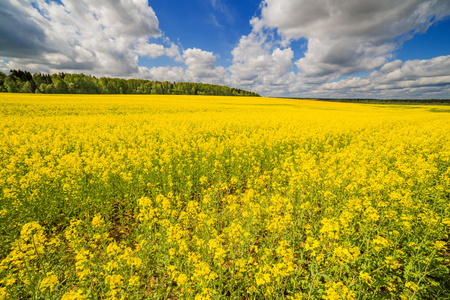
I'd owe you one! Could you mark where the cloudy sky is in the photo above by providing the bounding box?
[1,0,449,98]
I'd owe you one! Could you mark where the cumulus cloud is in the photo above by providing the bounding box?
[135,42,165,59]
[227,0,450,97]
[183,48,217,76]
[0,0,170,75]
[0,0,229,86]
[0,59,9,74]
[0,1,50,58]
[138,66,187,83]
[182,48,228,83]
[135,48,229,85]
[295,38,393,78]
[228,19,296,94]
[318,55,450,98]
[259,0,450,80]
[165,43,183,62]
[134,38,182,61]
[261,0,450,39]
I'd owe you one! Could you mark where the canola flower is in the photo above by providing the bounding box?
[0,94,450,299]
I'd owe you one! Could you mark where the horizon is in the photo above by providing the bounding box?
[1,0,449,99]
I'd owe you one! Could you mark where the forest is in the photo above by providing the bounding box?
[0,69,260,96]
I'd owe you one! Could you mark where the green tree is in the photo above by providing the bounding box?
[54,81,68,94]
[1,69,260,96]
[98,77,109,94]
[107,81,119,94]
[0,72,6,92]
[45,83,56,94]
[39,83,48,93]
[22,81,33,93]
[4,77,19,93]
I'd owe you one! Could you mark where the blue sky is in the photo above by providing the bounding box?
[1,0,449,98]
[139,0,263,68]
[396,18,450,61]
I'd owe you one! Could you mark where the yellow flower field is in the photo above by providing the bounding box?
[0,94,449,299]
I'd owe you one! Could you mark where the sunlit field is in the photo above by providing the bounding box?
[1,94,449,299]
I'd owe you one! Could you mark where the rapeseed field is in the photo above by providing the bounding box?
[0,94,449,299]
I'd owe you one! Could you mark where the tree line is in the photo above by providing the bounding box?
[0,69,260,97]
[296,97,450,105]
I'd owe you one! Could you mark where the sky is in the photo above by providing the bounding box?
[1,0,450,99]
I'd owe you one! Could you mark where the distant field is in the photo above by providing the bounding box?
[1,94,449,299]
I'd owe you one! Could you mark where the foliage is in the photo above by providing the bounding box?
[0,94,449,299]
[0,69,259,97]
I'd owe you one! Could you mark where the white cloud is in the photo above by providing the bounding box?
[135,48,229,85]
[0,0,165,75]
[226,0,450,97]
[380,60,403,74]
[258,0,450,80]
[317,56,450,98]
[135,42,165,59]
[321,77,372,91]
[260,0,449,39]
[138,66,187,82]
[0,59,9,74]
[165,43,183,62]
[0,0,230,87]
[182,48,228,83]
[229,20,296,93]
[131,38,182,61]
[183,48,216,73]
[295,38,393,78]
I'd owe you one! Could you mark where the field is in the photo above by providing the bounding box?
[0,94,449,300]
